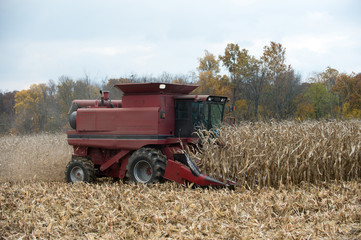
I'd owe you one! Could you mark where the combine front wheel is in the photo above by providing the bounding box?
[127,148,167,184]
[65,157,96,183]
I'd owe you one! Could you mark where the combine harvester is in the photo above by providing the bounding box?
[66,82,234,187]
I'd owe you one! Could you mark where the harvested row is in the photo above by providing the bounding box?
[193,120,361,188]
[0,133,71,182]
[1,181,360,239]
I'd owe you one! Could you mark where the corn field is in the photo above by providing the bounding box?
[1,181,360,239]
[193,120,361,188]
[0,133,71,182]
[0,120,359,186]
[0,120,360,239]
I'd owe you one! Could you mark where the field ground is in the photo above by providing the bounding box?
[1,180,360,239]
[0,121,360,239]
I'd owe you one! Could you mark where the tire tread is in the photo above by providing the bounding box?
[127,148,167,183]
[65,157,96,183]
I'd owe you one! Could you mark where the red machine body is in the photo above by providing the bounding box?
[66,82,232,187]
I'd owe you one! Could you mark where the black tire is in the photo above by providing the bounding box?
[65,157,96,183]
[127,148,167,184]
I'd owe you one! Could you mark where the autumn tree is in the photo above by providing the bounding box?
[261,42,287,83]
[102,78,131,100]
[14,84,50,133]
[198,50,220,74]
[274,70,301,118]
[159,72,193,85]
[260,41,301,119]
[73,76,99,100]
[45,79,63,131]
[332,72,361,118]
[196,50,230,96]
[219,44,249,109]
[261,41,287,119]
[171,78,187,84]
[303,83,338,119]
[194,50,236,118]
[57,76,76,116]
[310,67,339,91]
[0,90,17,134]
[241,56,267,120]
[295,83,314,120]
[57,76,99,115]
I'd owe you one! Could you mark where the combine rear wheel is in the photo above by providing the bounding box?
[65,157,96,183]
[127,148,167,184]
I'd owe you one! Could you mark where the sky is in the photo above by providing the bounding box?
[1,0,360,91]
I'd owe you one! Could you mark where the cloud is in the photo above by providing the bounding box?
[305,11,333,23]
[283,34,349,55]
[1,0,361,91]
[77,43,155,57]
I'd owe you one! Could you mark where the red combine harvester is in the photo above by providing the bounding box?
[66,82,233,187]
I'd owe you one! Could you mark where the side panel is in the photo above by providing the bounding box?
[67,134,197,150]
[121,95,160,108]
[121,95,175,136]
[76,107,160,134]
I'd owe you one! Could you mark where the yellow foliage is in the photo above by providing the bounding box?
[14,84,49,133]
[234,99,248,119]
[257,105,271,120]
[172,78,186,84]
[296,102,315,120]
[14,84,45,113]
[196,72,231,97]
[343,102,361,118]
[196,49,231,97]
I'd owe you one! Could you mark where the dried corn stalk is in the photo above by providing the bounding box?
[0,181,360,239]
[191,120,361,188]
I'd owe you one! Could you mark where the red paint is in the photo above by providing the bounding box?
[164,160,228,187]
[99,150,129,171]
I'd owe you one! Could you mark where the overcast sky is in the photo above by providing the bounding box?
[1,0,360,91]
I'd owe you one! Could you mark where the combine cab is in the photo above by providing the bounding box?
[66,82,233,187]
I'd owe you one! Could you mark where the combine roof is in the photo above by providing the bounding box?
[115,82,198,95]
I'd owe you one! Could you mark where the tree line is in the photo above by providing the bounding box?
[0,41,360,134]
[195,42,360,121]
